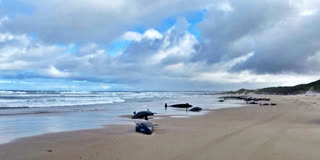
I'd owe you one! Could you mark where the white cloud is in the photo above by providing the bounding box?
[143,29,163,40]
[151,29,198,64]
[46,66,70,78]
[210,52,254,71]
[217,2,234,12]
[192,70,319,87]
[205,1,234,12]
[0,31,68,74]
[0,16,8,26]
[289,0,319,16]
[300,9,317,16]
[0,33,14,42]
[122,31,143,41]
[101,85,110,90]
[122,29,163,42]
[0,60,29,70]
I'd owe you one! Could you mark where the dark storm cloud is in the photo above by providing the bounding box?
[196,0,294,62]
[196,0,320,74]
[235,13,320,73]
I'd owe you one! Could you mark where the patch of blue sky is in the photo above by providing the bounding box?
[156,9,207,38]
[28,32,38,40]
[68,44,79,54]
[129,25,147,34]
[155,16,176,33]
[128,9,207,37]
[1,0,35,18]
[106,40,131,55]
[185,9,207,38]
[105,9,207,55]
[92,9,207,57]
[54,43,66,48]
[15,70,36,79]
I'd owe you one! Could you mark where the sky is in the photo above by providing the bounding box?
[0,0,320,91]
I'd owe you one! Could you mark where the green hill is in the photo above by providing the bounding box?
[232,79,320,95]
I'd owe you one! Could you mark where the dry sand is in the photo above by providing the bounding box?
[1,95,320,160]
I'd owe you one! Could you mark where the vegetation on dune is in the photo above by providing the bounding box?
[227,80,320,95]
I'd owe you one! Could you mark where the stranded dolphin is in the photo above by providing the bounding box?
[135,121,154,135]
[132,108,156,120]
[165,103,193,112]
[189,107,202,112]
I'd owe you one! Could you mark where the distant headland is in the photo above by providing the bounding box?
[225,79,320,95]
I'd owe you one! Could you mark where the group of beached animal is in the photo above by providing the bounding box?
[133,96,277,135]
[219,95,277,106]
[132,103,202,135]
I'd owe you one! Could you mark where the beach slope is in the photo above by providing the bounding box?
[1,95,320,160]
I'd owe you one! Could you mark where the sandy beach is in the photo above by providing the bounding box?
[1,95,320,160]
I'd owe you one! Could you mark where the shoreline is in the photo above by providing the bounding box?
[0,105,246,147]
[0,102,241,145]
[2,95,320,160]
[0,94,244,145]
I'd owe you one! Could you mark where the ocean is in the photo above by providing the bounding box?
[0,91,244,144]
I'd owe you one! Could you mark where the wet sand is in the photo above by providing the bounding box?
[1,95,320,160]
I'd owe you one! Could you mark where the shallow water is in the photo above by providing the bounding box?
[0,91,244,144]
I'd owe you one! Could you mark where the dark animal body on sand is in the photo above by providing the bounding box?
[221,95,277,106]
[259,103,277,106]
[0,107,29,110]
[220,96,271,102]
[132,109,156,120]
[246,97,270,101]
[189,107,202,112]
[135,121,154,135]
[219,96,248,100]
[165,103,193,112]
[247,101,259,104]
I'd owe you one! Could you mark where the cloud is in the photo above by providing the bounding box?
[46,66,70,78]
[0,19,203,89]
[2,0,212,43]
[1,0,320,90]
[217,2,234,12]
[300,9,317,16]
[144,29,163,40]
[234,8,320,74]
[195,0,320,76]
[122,32,143,42]
[101,85,110,90]
[151,27,198,64]
[0,32,14,42]
[0,16,8,26]
[0,32,66,72]
[122,29,163,42]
